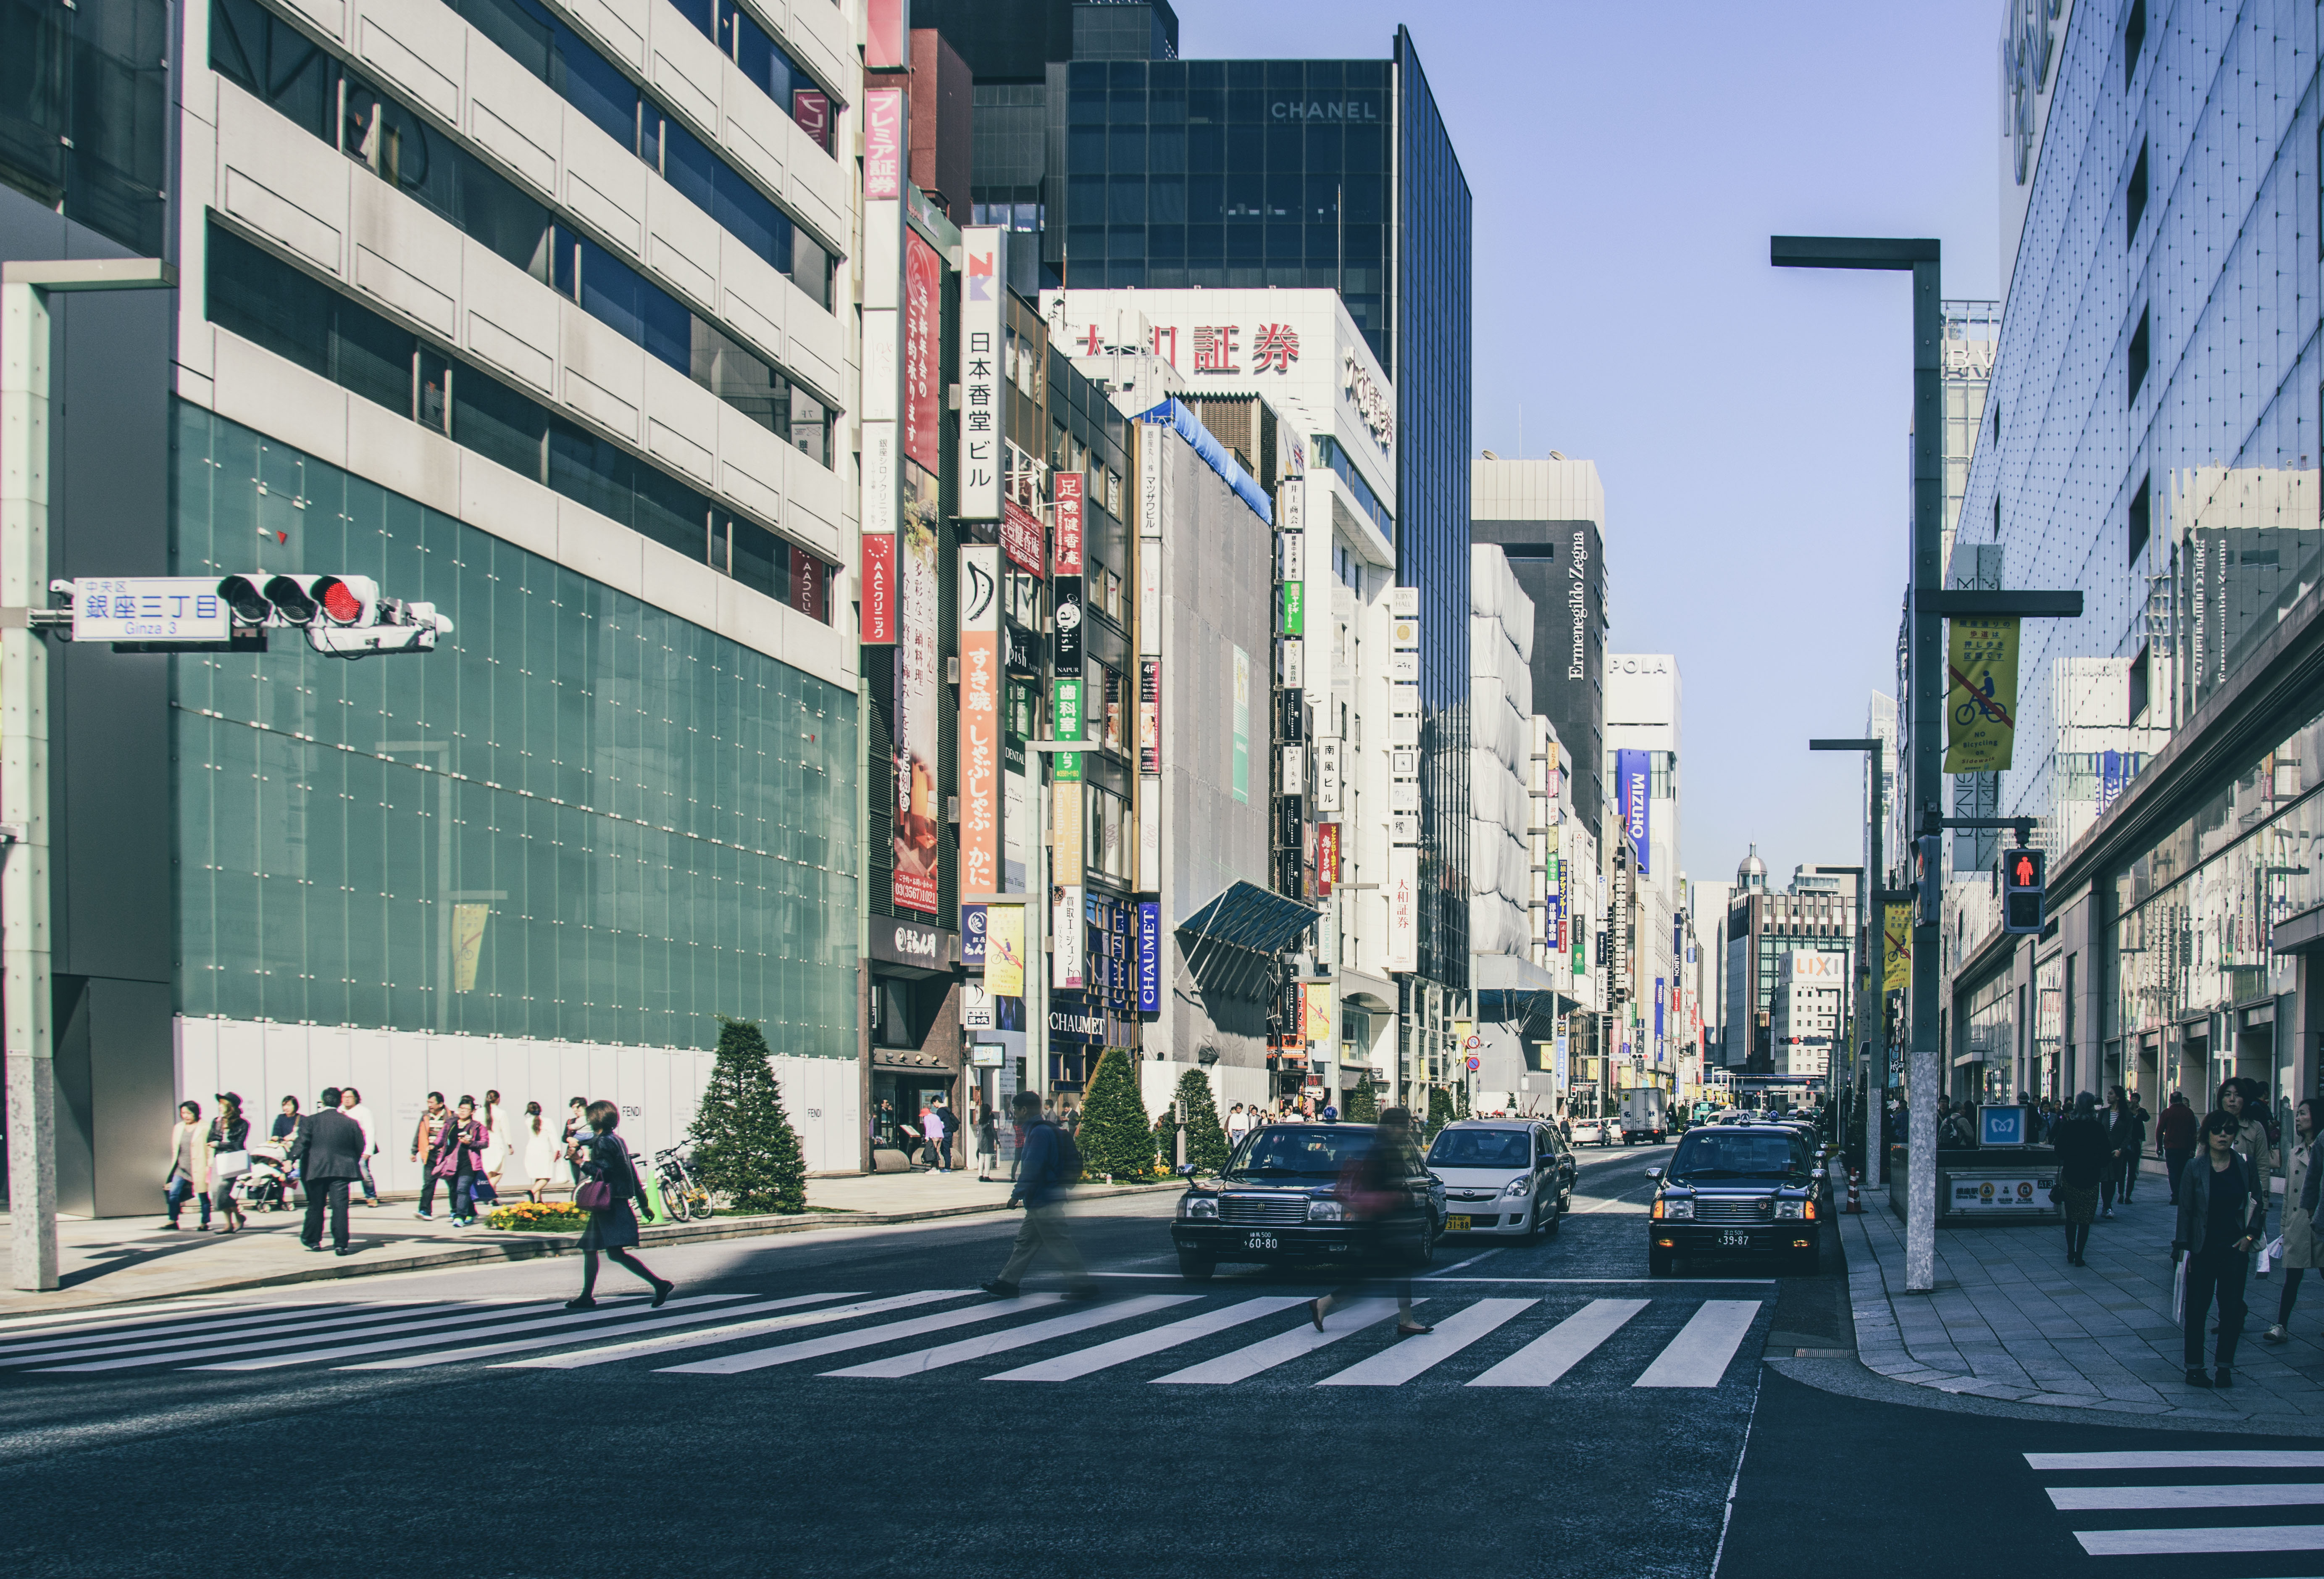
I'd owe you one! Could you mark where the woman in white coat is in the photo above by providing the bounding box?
[2264,1096,2321,1345]
[521,1101,563,1202]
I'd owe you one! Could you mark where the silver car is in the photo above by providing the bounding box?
[1423,1120,1575,1239]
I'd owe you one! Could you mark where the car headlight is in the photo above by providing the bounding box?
[1501,1176,1533,1198]
[1775,1199,1805,1220]
[1306,1200,1347,1222]
[1180,1197,1218,1220]
[1653,1196,1693,1221]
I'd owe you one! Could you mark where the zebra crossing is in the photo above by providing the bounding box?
[2025,1450,2324,1559]
[0,1285,1766,1392]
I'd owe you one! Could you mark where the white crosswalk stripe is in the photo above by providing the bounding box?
[660,1296,1065,1376]
[1149,1298,1409,1385]
[176,1295,755,1373]
[983,1297,1311,1382]
[821,1295,1196,1378]
[338,1292,863,1370]
[0,1302,500,1367]
[2024,1449,2324,1559]
[1315,1298,1537,1387]
[1467,1298,1647,1387]
[1632,1300,1759,1388]
[500,1290,976,1371]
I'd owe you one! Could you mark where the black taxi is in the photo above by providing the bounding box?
[1646,1122,1827,1275]
[1171,1123,1446,1281]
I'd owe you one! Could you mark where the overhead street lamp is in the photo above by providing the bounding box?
[1810,737,1890,1191]
[5,258,177,1292]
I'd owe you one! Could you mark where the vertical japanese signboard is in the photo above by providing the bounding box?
[1138,657,1162,776]
[986,905,1025,997]
[958,546,1001,895]
[902,229,941,474]
[1943,614,2019,774]
[864,87,905,199]
[892,473,942,914]
[1386,845,1419,973]
[1053,471,1084,677]
[1054,884,1084,990]
[958,227,1004,520]
[1303,982,1333,1046]
[1615,747,1651,874]
[1231,645,1250,803]
[1315,822,1339,897]
[1135,900,1161,1013]
[861,532,896,644]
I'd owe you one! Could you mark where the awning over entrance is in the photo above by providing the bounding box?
[2275,902,2324,957]
[1174,880,1318,1000]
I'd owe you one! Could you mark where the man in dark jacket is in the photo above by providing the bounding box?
[981,1091,1094,1299]
[292,1087,366,1254]
[2158,1091,2199,1205]
[2106,1088,2148,1210]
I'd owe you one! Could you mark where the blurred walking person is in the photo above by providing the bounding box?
[2263,1097,2321,1345]
[2052,1092,2109,1267]
[2176,1108,2266,1387]
[923,1100,950,1175]
[1308,1108,1435,1338]
[975,1105,999,1182]
[566,1100,673,1309]
[161,1100,211,1231]
[292,1086,366,1255]
[982,1091,1094,1298]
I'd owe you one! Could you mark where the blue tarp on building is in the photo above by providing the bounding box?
[1136,398,1272,526]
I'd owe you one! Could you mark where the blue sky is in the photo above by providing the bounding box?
[1177,0,2001,889]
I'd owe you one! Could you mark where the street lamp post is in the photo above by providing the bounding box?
[1810,737,1889,1189]
[4,258,176,1292]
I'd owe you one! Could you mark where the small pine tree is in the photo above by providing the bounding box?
[1171,1066,1231,1173]
[1456,1083,1471,1119]
[1077,1047,1155,1182]
[1427,1084,1454,1135]
[1344,1076,1378,1123]
[686,1016,807,1213]
[1150,1108,1175,1172]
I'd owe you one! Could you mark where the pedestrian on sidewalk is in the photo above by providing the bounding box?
[2159,1091,2198,1203]
[2053,1092,2108,1266]
[429,1096,488,1226]
[982,1090,1095,1299]
[2119,1090,2148,1205]
[161,1100,212,1231]
[269,1097,302,1213]
[207,1094,252,1233]
[480,1089,510,1201]
[410,1092,449,1218]
[566,1100,673,1310]
[2102,1086,2143,1216]
[2175,1108,2266,1387]
[291,1086,366,1255]
[1309,1107,1435,1339]
[2220,1078,2277,1178]
[2263,1097,2321,1345]
[925,1100,952,1174]
[522,1101,560,1202]
[975,1105,999,1182]
[338,1087,379,1207]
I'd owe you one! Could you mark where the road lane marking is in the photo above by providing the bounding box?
[660,1296,1063,1375]
[157,1296,751,1372]
[1150,1298,1408,1384]
[984,1297,1311,1381]
[0,1302,464,1363]
[821,1295,1195,1378]
[1633,1300,1760,1387]
[1425,1249,1505,1277]
[1314,1298,1536,1387]
[2027,1452,2324,1470]
[501,1291,973,1370]
[2073,1525,2324,1557]
[339,1292,862,1370]
[2047,1484,2324,1511]
[1467,1297,1647,1387]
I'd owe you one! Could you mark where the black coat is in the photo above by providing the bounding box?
[2051,1115,2111,1188]
[291,1108,365,1184]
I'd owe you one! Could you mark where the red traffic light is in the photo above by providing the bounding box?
[2011,852,2036,886]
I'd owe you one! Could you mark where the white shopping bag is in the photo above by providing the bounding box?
[2258,1236,2284,1276]
[2171,1256,2187,1326]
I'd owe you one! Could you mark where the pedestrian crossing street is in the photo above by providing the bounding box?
[0,1284,1767,1392]
[2026,1450,2324,1560]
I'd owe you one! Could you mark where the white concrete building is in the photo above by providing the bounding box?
[1772,950,1850,1081]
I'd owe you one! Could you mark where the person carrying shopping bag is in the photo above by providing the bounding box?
[428,1096,489,1227]
[2175,1108,2268,1388]
[566,1100,673,1310]
[2263,1097,2323,1345]
[206,1093,253,1233]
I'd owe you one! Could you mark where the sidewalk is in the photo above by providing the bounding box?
[1845,1155,2321,1423]
[0,1168,1173,1317]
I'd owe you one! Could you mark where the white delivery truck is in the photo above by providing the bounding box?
[1619,1087,1668,1145]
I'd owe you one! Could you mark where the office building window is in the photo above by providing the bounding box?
[0,0,168,254]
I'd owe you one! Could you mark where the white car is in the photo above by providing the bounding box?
[1424,1120,1574,1238]
[1570,1118,1611,1147]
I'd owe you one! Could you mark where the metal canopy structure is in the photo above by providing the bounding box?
[1174,881,1317,1000]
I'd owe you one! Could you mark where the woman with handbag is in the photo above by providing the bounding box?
[429,1095,488,1228]
[1307,1108,1434,1338]
[2176,1108,2267,1387]
[207,1093,253,1233]
[567,1099,673,1310]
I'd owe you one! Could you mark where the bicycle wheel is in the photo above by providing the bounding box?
[687,1190,715,1222]
[658,1184,685,1223]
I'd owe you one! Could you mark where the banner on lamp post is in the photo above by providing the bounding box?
[1944,614,2019,774]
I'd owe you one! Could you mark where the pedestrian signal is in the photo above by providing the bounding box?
[2002,846,2045,934]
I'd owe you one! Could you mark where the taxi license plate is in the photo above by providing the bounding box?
[1244,1232,1278,1251]
[1719,1230,1751,1248]
[1445,1215,1472,1232]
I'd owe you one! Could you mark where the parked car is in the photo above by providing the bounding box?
[1645,1122,1828,1276]
[1424,1119,1575,1239]
[1171,1123,1446,1281]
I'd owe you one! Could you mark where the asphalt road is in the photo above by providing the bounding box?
[1,1140,2305,1579]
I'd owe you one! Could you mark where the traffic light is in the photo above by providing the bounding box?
[2002,846,2046,934]
[1914,834,1943,927]
[215,573,450,656]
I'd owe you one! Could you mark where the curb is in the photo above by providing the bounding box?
[1836,1208,2270,1425]
[0,1181,1186,1316]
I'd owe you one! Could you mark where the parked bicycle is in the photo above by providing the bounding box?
[652,1145,714,1222]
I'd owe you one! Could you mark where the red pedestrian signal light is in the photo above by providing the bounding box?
[2002,846,2046,934]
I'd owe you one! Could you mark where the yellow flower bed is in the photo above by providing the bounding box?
[487,1201,587,1232]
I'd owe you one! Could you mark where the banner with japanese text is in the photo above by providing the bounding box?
[986,905,1025,997]
[891,470,942,914]
[903,228,941,474]
[957,227,1004,519]
[1943,614,2019,774]
[958,546,1001,894]
[1883,903,1912,992]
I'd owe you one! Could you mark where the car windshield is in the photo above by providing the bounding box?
[1426,1129,1531,1169]
[1667,1132,1804,1181]
[1227,1126,1380,1179]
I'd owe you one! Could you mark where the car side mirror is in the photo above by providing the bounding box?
[1644,1166,1663,1181]
[1177,1163,1196,1178]
[1812,1168,1827,1180]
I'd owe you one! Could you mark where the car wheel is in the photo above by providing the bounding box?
[1408,1216,1438,1268]
[1648,1245,1672,1276]
[1177,1250,1216,1282]
[1541,1201,1563,1237]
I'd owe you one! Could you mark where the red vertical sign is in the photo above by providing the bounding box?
[1053,472,1084,575]
[1137,656,1162,776]
[861,534,896,644]
[1317,823,1339,897]
[903,229,941,475]
[865,0,907,68]
[864,88,905,199]
[791,90,831,154]
[791,548,825,624]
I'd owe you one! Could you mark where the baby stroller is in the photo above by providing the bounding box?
[235,1144,295,1212]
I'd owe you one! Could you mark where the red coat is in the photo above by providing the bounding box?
[2157,1102,2198,1151]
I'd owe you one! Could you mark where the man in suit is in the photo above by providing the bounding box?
[292,1086,366,1255]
